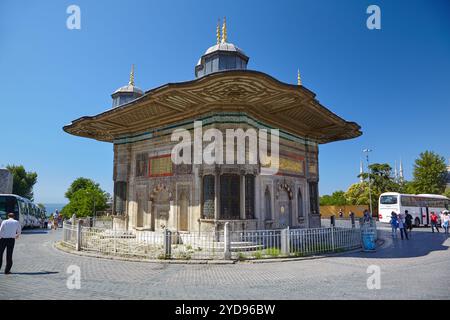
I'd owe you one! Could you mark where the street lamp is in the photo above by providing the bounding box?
[363,149,373,216]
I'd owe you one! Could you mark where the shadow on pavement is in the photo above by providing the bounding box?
[21,230,50,235]
[343,227,450,259]
[8,271,59,276]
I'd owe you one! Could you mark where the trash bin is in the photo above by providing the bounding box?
[361,224,376,251]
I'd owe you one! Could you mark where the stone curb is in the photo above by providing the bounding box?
[54,239,384,265]
[54,242,236,265]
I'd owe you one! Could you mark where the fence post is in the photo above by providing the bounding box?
[76,219,82,251]
[164,228,172,259]
[281,227,290,256]
[331,226,335,252]
[224,222,231,260]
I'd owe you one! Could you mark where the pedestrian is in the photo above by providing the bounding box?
[44,216,49,229]
[390,211,399,238]
[430,212,440,233]
[442,211,450,236]
[398,213,409,240]
[363,209,371,223]
[0,213,22,274]
[338,209,344,219]
[53,212,59,230]
[405,210,413,236]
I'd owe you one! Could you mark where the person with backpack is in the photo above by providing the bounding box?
[390,211,399,238]
[398,213,409,240]
[405,210,413,236]
[430,212,440,233]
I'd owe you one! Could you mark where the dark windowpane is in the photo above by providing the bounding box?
[220,175,240,219]
[135,153,148,177]
[245,175,255,219]
[264,189,271,221]
[298,189,304,218]
[114,182,127,214]
[202,175,215,219]
[309,182,319,215]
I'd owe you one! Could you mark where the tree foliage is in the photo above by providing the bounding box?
[444,188,450,198]
[346,163,402,212]
[320,190,347,206]
[6,165,38,201]
[410,151,447,194]
[345,182,371,206]
[61,178,108,218]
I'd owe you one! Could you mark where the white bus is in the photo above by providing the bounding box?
[379,192,449,226]
[0,194,45,229]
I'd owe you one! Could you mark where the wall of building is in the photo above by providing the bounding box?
[112,118,321,232]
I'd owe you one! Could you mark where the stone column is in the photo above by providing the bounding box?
[240,175,246,220]
[214,172,220,220]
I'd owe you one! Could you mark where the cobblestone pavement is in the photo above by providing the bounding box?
[1,225,449,299]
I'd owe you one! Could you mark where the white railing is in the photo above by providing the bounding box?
[62,221,372,261]
[62,222,77,249]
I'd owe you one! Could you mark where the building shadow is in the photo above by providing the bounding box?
[21,230,49,235]
[340,228,450,259]
[8,271,59,276]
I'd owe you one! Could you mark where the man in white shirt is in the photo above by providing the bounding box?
[0,213,22,274]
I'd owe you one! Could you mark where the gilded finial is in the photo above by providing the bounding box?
[216,19,221,44]
[221,17,227,43]
[129,64,135,86]
[297,68,302,86]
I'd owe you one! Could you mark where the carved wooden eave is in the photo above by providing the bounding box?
[63,70,362,144]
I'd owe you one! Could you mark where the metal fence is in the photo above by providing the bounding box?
[62,221,375,261]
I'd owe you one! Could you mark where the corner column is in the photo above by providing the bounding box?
[240,174,246,219]
[214,172,220,220]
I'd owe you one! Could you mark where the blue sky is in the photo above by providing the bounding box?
[1,0,449,203]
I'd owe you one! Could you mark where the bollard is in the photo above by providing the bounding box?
[280,227,290,256]
[224,222,231,260]
[164,228,172,259]
[330,215,336,227]
[76,219,82,251]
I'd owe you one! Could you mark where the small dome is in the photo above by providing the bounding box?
[111,65,144,108]
[196,42,247,66]
[113,84,144,95]
[195,18,249,78]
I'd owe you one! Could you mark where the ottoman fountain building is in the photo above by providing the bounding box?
[64,20,361,232]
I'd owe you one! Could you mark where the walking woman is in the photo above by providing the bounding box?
[442,210,450,236]
[430,212,440,233]
[390,212,399,238]
[398,213,409,240]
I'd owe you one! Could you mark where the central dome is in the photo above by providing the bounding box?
[195,18,249,78]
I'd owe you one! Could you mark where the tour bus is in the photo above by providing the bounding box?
[0,194,45,228]
[379,192,450,226]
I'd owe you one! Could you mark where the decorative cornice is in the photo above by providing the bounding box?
[63,70,362,144]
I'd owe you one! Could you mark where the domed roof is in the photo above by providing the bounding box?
[196,42,247,66]
[111,65,144,97]
[195,18,249,78]
[113,84,144,95]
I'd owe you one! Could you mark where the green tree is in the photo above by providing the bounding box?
[345,182,370,206]
[411,151,447,194]
[61,178,108,218]
[320,190,347,206]
[351,163,401,213]
[443,187,450,198]
[65,177,99,200]
[6,165,38,200]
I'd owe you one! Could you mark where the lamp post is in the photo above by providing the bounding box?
[363,149,373,216]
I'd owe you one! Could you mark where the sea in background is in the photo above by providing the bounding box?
[44,203,66,216]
